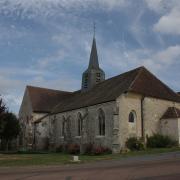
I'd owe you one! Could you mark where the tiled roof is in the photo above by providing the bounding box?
[161,107,180,119]
[128,67,179,102]
[27,86,72,113]
[52,66,180,114]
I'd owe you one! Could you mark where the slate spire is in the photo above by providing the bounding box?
[81,33,105,91]
[88,37,99,69]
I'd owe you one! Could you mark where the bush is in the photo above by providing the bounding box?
[66,143,80,155]
[126,137,144,151]
[146,134,178,148]
[56,145,64,153]
[92,146,112,155]
[84,143,112,155]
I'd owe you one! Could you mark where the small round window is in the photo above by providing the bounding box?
[129,111,136,123]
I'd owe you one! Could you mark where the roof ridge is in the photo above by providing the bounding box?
[27,85,72,93]
[129,66,178,96]
[143,68,177,95]
[89,66,144,88]
[128,66,144,92]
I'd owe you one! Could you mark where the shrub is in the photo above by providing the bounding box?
[84,143,112,155]
[126,137,144,151]
[92,146,112,155]
[92,146,103,155]
[56,145,64,153]
[66,143,80,154]
[146,134,178,148]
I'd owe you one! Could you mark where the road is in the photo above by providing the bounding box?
[0,152,180,180]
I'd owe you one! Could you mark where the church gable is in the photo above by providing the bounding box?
[19,87,33,118]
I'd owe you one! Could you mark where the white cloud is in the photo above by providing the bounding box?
[100,42,180,76]
[130,8,146,48]
[0,65,80,113]
[0,75,22,94]
[1,42,180,114]
[0,0,128,19]
[154,8,180,35]
[0,0,179,113]
[97,0,127,10]
[145,0,180,35]
[133,45,180,72]
[145,0,172,13]
[154,45,180,65]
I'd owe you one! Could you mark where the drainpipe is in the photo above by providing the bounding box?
[141,96,145,139]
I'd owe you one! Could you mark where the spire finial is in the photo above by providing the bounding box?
[93,22,96,38]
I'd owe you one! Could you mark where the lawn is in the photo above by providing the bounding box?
[0,147,179,167]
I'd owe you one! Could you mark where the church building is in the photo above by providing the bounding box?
[19,36,180,153]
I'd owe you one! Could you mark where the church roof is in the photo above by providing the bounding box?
[27,86,72,113]
[161,107,180,119]
[52,66,180,114]
[178,92,180,95]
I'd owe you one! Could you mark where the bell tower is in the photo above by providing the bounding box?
[81,27,105,92]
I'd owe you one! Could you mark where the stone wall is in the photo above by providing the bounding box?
[116,92,180,151]
[116,93,142,150]
[143,97,180,138]
[34,116,50,150]
[49,101,116,151]
[19,89,33,149]
[160,118,180,144]
[19,88,48,150]
[28,92,180,152]
[19,88,33,120]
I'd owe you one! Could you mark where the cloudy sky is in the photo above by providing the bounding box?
[0,0,180,114]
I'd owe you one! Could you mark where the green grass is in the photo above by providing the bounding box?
[0,147,179,167]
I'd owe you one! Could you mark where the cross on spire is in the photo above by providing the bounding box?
[93,22,96,38]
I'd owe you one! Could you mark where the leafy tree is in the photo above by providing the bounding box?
[0,97,7,142]
[0,97,6,115]
[0,97,20,150]
[1,112,20,150]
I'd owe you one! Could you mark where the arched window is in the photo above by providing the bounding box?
[98,109,105,136]
[77,113,83,136]
[62,116,66,137]
[129,111,136,123]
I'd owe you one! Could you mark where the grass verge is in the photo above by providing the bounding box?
[0,147,179,167]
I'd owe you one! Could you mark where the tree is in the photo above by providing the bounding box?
[0,97,20,150]
[0,97,7,145]
[1,112,20,150]
[0,98,6,115]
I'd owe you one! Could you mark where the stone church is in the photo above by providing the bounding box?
[19,36,180,153]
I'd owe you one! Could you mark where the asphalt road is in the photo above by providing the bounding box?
[0,152,180,180]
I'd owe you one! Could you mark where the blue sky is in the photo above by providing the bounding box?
[0,0,180,114]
